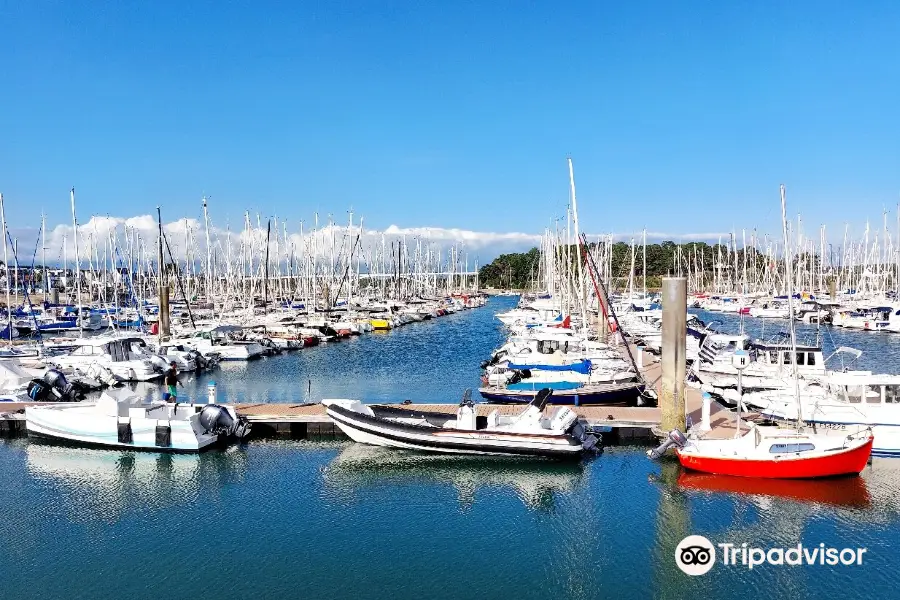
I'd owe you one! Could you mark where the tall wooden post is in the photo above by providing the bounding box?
[159,285,171,339]
[660,277,686,431]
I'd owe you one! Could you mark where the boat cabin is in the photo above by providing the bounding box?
[825,373,900,404]
[67,338,147,362]
[752,344,823,370]
[839,384,900,404]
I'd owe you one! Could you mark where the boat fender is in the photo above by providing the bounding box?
[117,420,133,444]
[155,424,171,447]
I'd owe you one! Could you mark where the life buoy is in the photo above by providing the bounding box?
[608,317,617,333]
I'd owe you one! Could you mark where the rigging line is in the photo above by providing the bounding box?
[580,233,649,393]
[6,229,44,348]
[160,225,197,330]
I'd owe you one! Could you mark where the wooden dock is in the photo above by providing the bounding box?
[235,400,662,442]
[0,346,749,444]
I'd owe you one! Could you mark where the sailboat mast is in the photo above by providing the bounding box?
[0,193,10,342]
[71,188,83,336]
[642,228,647,298]
[203,196,212,301]
[41,211,47,301]
[566,158,587,334]
[780,184,803,427]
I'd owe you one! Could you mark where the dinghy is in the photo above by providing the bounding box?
[26,389,251,452]
[323,389,600,459]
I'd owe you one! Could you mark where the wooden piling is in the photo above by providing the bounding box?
[659,277,686,432]
[158,284,171,339]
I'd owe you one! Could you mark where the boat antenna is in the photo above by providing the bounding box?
[779,184,804,428]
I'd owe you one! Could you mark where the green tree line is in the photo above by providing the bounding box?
[478,248,541,289]
[478,241,805,289]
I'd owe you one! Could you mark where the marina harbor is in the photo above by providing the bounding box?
[5,2,900,599]
[5,177,900,599]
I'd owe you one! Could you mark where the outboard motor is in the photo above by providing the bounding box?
[26,379,51,401]
[647,429,688,460]
[27,369,77,402]
[187,349,206,369]
[198,405,252,440]
[573,422,601,452]
[86,363,121,386]
[148,355,169,372]
[45,369,75,401]
[480,352,503,369]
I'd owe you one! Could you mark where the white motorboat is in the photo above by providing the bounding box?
[748,300,790,319]
[700,296,745,313]
[153,340,210,371]
[495,297,562,326]
[691,335,864,392]
[175,325,264,361]
[49,337,162,382]
[25,390,251,452]
[323,389,600,458]
[754,373,900,458]
[98,336,201,373]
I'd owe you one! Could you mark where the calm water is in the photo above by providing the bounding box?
[157,299,509,405]
[3,298,900,599]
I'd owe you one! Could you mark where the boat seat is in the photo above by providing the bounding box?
[486,409,500,428]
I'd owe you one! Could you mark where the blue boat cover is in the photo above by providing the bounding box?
[507,359,593,375]
[506,381,583,391]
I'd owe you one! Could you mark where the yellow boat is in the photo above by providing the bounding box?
[370,318,392,330]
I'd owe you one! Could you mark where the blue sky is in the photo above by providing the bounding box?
[2,1,898,249]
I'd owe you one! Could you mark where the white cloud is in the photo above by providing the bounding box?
[2,213,737,270]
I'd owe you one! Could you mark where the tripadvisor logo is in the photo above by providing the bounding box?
[675,535,868,575]
[676,535,716,576]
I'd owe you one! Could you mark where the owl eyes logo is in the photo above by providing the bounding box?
[675,535,716,575]
[680,545,712,565]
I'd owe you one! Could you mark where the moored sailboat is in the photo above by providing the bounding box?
[651,185,875,479]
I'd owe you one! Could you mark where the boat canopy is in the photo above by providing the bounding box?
[506,381,582,391]
[507,359,592,375]
[831,346,863,360]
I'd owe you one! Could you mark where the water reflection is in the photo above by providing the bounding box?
[24,440,249,521]
[648,455,900,597]
[676,471,872,508]
[322,444,587,511]
[652,457,900,519]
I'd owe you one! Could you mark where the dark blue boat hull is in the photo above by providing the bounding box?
[479,383,645,405]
